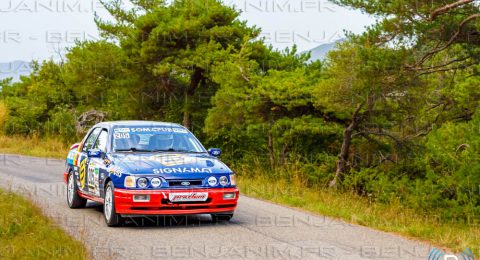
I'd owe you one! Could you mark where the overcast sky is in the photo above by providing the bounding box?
[0,0,375,62]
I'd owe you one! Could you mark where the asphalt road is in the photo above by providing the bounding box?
[0,154,434,260]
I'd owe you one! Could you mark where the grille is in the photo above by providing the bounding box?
[168,179,203,187]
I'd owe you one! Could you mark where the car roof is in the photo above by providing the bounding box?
[94,120,184,128]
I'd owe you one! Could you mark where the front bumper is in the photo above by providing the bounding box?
[114,188,239,216]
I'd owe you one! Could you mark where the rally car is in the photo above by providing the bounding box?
[64,121,238,226]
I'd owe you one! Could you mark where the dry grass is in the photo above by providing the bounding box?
[0,101,7,132]
[239,176,480,256]
[0,135,68,159]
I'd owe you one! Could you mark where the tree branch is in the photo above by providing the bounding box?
[431,0,474,20]
[357,129,403,145]
[416,13,480,67]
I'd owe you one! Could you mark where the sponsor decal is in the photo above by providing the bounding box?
[87,164,100,195]
[131,127,187,133]
[103,158,111,166]
[94,168,99,195]
[108,166,124,177]
[113,128,131,133]
[73,144,82,166]
[79,158,87,189]
[169,192,208,202]
[114,127,187,133]
[153,167,213,174]
[73,151,80,166]
[147,154,196,166]
[114,132,130,139]
[66,150,75,165]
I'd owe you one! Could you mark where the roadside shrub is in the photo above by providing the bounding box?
[342,112,480,221]
[44,107,78,144]
[0,101,7,133]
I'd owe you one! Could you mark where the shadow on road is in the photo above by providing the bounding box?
[86,202,240,229]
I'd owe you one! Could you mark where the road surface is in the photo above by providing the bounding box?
[0,154,434,259]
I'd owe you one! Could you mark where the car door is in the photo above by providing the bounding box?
[88,129,109,198]
[78,127,101,194]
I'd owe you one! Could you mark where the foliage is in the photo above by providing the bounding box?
[95,0,262,129]
[0,0,479,234]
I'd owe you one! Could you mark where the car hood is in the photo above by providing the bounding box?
[109,152,232,179]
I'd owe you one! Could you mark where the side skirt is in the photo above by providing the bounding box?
[78,190,104,204]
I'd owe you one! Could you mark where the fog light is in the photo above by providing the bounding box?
[151,177,162,188]
[133,194,150,202]
[208,176,217,186]
[223,192,236,200]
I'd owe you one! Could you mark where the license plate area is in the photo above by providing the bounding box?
[168,192,208,202]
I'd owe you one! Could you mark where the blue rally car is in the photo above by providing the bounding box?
[64,121,238,226]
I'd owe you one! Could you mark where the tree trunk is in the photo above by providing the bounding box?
[280,143,288,165]
[329,103,364,188]
[267,131,275,169]
[183,109,191,129]
[182,67,203,129]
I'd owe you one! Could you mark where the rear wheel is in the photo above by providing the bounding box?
[211,213,234,222]
[67,172,87,208]
[104,181,122,227]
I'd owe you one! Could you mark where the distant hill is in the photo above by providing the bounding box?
[0,61,32,82]
[0,43,339,82]
[303,40,343,62]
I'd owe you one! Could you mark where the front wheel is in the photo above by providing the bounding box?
[67,172,87,208]
[211,213,234,222]
[104,181,122,227]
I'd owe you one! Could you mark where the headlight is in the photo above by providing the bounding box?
[137,177,148,188]
[151,177,162,188]
[229,174,236,186]
[124,176,136,188]
[208,176,217,186]
[219,176,228,186]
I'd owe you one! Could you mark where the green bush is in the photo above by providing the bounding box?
[44,107,78,143]
[341,112,480,221]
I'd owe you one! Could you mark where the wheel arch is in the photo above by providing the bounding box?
[102,176,112,198]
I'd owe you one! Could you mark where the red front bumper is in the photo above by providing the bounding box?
[114,188,239,216]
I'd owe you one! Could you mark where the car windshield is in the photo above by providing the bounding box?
[112,126,206,153]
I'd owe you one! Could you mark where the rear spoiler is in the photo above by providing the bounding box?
[70,143,80,150]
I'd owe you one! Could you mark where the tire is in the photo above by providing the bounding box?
[67,172,87,208]
[211,213,234,222]
[104,181,122,227]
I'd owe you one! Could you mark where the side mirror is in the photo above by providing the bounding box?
[208,148,221,157]
[87,149,103,158]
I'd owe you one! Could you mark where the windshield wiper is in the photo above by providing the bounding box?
[115,147,151,152]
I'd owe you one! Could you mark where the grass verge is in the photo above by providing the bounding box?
[0,188,88,259]
[238,176,480,256]
[0,135,68,159]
